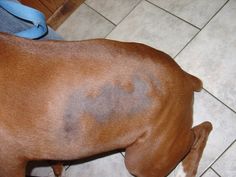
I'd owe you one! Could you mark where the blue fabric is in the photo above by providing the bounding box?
[0,0,62,40]
[0,0,47,39]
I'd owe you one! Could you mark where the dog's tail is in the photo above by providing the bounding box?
[186,73,203,92]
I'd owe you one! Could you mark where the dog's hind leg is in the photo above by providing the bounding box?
[175,121,212,177]
[124,129,195,177]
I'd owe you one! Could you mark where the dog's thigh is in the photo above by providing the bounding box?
[124,130,194,177]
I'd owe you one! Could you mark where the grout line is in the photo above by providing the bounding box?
[145,0,201,30]
[84,0,143,39]
[203,88,236,114]
[65,164,70,171]
[173,0,230,58]
[105,0,143,38]
[199,170,208,177]
[113,0,143,26]
[211,139,236,166]
[200,139,236,176]
[200,0,230,30]
[173,29,200,58]
[146,0,204,59]
[120,152,125,158]
[104,26,117,39]
[200,167,222,177]
[83,2,118,39]
[83,3,117,26]
[210,167,222,177]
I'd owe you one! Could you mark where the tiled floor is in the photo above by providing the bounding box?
[31,0,236,176]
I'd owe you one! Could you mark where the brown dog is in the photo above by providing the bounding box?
[0,33,212,177]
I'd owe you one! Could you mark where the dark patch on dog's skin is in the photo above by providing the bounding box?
[63,77,152,135]
[63,100,80,134]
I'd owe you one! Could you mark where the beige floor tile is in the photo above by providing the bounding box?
[107,0,198,57]
[28,167,53,176]
[65,153,133,177]
[212,141,236,177]
[191,90,236,176]
[85,0,141,24]
[56,4,114,41]
[201,168,220,177]
[27,161,56,177]
[175,0,236,111]
[148,0,227,28]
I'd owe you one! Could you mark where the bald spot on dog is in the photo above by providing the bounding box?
[63,76,153,136]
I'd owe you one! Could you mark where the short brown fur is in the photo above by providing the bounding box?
[0,33,212,177]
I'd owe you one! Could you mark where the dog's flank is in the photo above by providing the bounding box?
[64,76,151,121]
[62,76,153,143]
